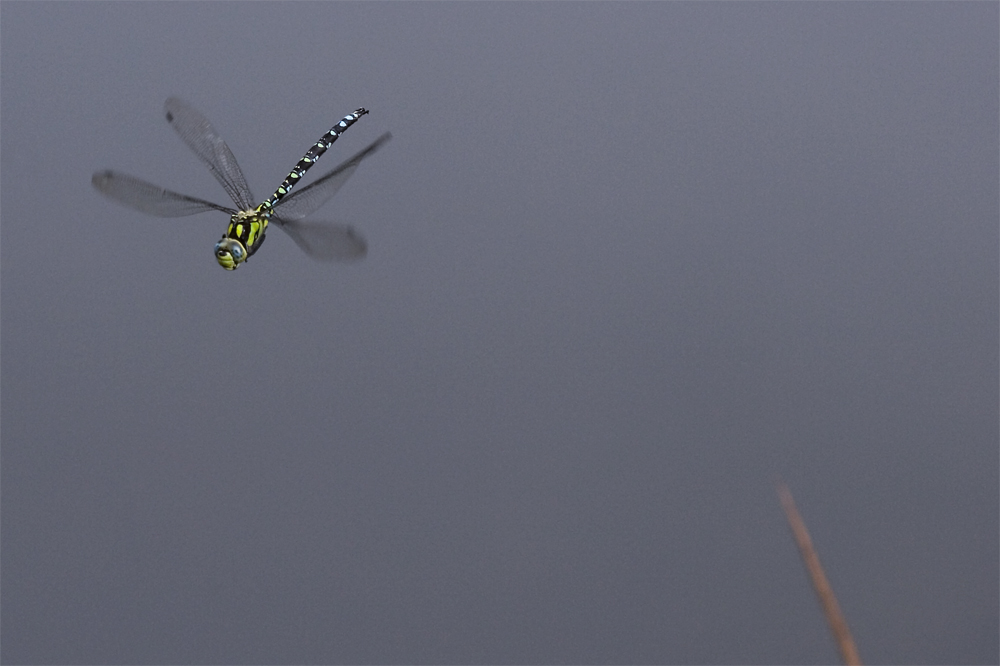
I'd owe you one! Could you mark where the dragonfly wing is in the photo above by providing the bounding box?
[164,97,256,211]
[272,132,391,222]
[92,170,235,217]
[271,215,367,262]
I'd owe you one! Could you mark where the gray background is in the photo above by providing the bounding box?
[2,3,996,664]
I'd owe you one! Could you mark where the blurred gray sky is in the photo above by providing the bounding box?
[2,3,997,664]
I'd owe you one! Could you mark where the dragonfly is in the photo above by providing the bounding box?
[93,97,390,270]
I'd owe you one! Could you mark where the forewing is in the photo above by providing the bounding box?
[164,97,255,211]
[271,216,367,262]
[272,132,391,221]
[92,170,235,217]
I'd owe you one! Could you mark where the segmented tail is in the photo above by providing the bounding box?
[258,108,369,212]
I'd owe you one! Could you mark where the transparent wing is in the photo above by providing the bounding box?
[164,97,255,211]
[92,170,236,218]
[271,216,367,262]
[271,132,391,222]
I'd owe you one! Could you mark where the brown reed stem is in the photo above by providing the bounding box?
[776,480,862,666]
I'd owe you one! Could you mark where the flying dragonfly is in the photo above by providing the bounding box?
[93,97,390,270]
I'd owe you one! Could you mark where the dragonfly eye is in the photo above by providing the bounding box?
[214,239,247,270]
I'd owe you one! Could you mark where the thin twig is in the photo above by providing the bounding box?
[776,480,862,666]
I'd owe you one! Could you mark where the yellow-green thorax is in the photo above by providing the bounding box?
[214,205,271,270]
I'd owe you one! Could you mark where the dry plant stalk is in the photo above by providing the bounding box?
[777,481,862,666]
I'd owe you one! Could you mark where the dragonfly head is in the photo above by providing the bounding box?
[214,238,247,270]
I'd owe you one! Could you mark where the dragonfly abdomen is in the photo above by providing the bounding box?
[260,108,369,211]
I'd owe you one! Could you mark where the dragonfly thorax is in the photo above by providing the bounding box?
[215,209,270,270]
